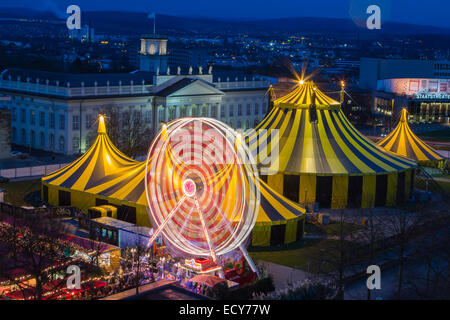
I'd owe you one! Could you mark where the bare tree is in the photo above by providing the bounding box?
[88,106,151,158]
[0,213,75,300]
[308,211,358,300]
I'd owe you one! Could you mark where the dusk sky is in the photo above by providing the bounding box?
[0,0,448,29]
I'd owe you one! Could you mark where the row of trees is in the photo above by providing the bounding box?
[306,199,450,300]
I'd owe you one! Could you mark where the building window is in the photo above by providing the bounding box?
[73,115,80,130]
[20,109,26,123]
[191,105,198,116]
[12,127,16,142]
[30,130,35,147]
[72,136,80,151]
[12,108,16,122]
[229,105,234,117]
[238,104,243,116]
[169,107,176,120]
[254,119,259,127]
[158,108,165,122]
[246,104,251,116]
[59,114,65,130]
[50,113,55,129]
[49,134,55,149]
[39,111,45,127]
[39,132,45,147]
[255,103,259,114]
[30,110,35,125]
[262,102,267,114]
[211,104,217,118]
[201,106,208,117]
[21,128,26,144]
[86,114,93,129]
[237,120,242,128]
[180,106,187,117]
[145,110,152,123]
[220,105,225,118]
[59,136,65,152]
[246,119,251,129]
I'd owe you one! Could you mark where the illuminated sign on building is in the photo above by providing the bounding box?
[377,78,450,99]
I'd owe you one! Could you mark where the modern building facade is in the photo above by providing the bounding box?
[0,36,270,155]
[360,58,450,124]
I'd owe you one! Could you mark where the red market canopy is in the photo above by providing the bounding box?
[189,275,226,288]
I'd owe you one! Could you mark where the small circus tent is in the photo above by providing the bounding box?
[245,81,417,209]
[378,108,446,169]
[42,116,305,247]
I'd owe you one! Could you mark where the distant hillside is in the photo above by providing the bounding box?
[0,8,449,36]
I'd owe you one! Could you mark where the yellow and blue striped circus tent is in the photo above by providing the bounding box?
[245,81,417,209]
[378,108,446,168]
[42,115,305,247]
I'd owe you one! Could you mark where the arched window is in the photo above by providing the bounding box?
[59,136,65,152]
[191,105,198,117]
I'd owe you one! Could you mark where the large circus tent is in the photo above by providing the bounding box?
[41,115,306,247]
[244,81,418,209]
[378,108,446,169]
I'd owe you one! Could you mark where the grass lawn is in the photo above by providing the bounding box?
[249,238,339,272]
[249,221,363,272]
[0,179,42,206]
[415,177,450,193]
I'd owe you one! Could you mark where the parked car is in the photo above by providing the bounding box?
[0,176,9,183]
[10,151,22,157]
[10,151,29,159]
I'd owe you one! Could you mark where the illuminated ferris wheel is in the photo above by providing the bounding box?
[144,118,260,276]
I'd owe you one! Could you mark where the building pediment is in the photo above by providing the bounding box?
[155,78,224,98]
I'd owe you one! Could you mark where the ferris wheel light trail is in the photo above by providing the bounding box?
[194,195,218,263]
[147,194,187,246]
[145,117,260,277]
[206,190,260,277]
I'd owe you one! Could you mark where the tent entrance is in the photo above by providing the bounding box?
[316,176,332,208]
[270,224,286,246]
[58,190,71,206]
[347,176,363,208]
[375,174,388,206]
[283,175,300,203]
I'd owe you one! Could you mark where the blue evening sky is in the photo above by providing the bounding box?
[0,0,447,29]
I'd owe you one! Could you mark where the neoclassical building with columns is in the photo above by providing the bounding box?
[0,35,270,155]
